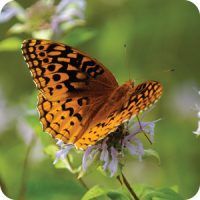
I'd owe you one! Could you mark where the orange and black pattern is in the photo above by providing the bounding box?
[21,39,163,150]
[75,81,162,149]
[22,39,118,101]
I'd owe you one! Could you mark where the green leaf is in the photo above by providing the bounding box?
[144,149,161,164]
[141,187,184,200]
[0,37,21,51]
[81,186,130,200]
[107,190,130,200]
[81,185,107,200]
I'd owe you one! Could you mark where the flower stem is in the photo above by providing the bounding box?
[121,171,140,200]
[116,175,123,185]
[66,155,89,190]
[18,135,37,200]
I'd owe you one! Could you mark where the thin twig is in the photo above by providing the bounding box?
[77,177,89,190]
[66,155,89,190]
[18,135,37,200]
[136,116,152,144]
[121,171,139,200]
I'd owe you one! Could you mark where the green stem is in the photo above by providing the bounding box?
[121,171,140,200]
[66,155,89,190]
[116,175,123,185]
[18,135,37,200]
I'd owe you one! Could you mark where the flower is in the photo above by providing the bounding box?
[51,0,86,35]
[0,1,25,23]
[108,147,119,177]
[53,140,74,164]
[193,90,200,136]
[54,119,159,177]
[193,121,200,136]
[0,0,86,38]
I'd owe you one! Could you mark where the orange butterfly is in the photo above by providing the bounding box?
[21,39,162,150]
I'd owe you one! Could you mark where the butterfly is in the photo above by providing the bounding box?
[21,39,163,150]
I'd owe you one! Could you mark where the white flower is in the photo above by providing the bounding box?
[193,121,200,136]
[193,90,200,136]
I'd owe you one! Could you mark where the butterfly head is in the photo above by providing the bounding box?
[124,80,135,89]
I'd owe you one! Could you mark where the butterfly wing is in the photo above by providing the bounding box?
[75,81,162,150]
[22,39,118,101]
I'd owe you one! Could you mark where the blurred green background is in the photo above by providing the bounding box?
[0,0,199,199]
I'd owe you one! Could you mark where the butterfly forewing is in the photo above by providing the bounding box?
[22,39,118,101]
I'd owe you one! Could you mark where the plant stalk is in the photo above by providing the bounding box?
[18,135,37,200]
[121,171,139,200]
[66,155,89,190]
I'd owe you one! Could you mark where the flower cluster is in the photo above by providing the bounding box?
[0,0,86,38]
[54,119,159,177]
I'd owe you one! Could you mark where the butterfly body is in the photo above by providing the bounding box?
[22,39,163,150]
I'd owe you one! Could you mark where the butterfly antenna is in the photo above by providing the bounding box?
[135,68,175,82]
[136,116,152,145]
[124,44,131,81]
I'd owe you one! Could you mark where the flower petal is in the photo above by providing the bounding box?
[108,147,118,177]
[53,144,73,164]
[0,1,25,23]
[100,142,109,170]
[82,145,96,171]
[125,141,137,155]
[193,120,200,136]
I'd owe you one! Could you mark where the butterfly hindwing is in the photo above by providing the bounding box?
[75,81,162,149]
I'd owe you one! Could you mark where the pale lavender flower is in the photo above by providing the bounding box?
[51,0,86,35]
[0,1,25,23]
[54,119,159,177]
[82,144,100,171]
[108,147,119,177]
[129,120,160,142]
[100,139,109,170]
[0,0,86,38]
[53,142,73,164]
